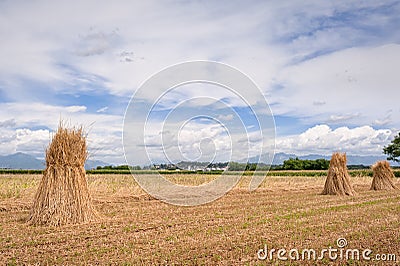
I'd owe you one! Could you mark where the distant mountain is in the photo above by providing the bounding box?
[85,159,109,170]
[0,153,109,170]
[0,152,44,169]
[246,152,388,166]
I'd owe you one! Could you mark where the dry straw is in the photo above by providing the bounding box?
[322,152,356,196]
[29,123,97,226]
[370,160,398,191]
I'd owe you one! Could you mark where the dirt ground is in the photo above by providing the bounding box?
[0,174,399,265]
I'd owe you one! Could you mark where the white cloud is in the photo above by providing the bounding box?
[271,44,400,127]
[96,106,109,113]
[65,105,87,113]
[326,113,360,123]
[276,124,394,155]
[2,101,117,124]
[217,114,234,121]
[373,116,392,127]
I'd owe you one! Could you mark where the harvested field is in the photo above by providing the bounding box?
[0,173,399,265]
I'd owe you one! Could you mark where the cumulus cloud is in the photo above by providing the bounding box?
[142,120,232,164]
[15,128,50,155]
[0,128,17,154]
[276,124,394,155]
[0,102,124,163]
[0,127,50,157]
[124,113,272,165]
[86,132,124,164]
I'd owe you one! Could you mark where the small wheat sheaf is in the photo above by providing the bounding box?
[322,152,356,196]
[370,161,398,191]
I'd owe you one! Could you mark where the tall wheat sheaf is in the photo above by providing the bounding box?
[29,124,97,226]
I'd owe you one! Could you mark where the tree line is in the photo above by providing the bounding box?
[278,158,330,170]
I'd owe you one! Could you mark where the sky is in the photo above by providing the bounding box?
[1,0,400,165]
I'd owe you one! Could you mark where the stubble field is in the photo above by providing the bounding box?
[0,173,399,265]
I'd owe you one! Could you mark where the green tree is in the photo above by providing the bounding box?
[282,157,329,170]
[283,158,303,170]
[228,162,246,171]
[383,133,400,162]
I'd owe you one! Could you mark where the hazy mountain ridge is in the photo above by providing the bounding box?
[0,153,44,170]
[0,153,109,170]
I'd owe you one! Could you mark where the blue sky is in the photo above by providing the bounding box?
[0,1,400,165]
